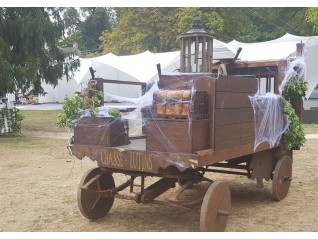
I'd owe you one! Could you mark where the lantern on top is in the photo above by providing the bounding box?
[179,16,213,73]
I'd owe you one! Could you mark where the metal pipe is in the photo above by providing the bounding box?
[232,47,242,62]
[203,168,248,176]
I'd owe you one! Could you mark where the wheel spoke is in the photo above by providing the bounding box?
[89,195,101,212]
[77,168,115,220]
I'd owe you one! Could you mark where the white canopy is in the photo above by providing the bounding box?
[36,51,180,103]
[76,50,180,85]
[33,33,318,103]
[228,33,318,99]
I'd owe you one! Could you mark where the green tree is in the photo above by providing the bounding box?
[99,7,261,55]
[100,8,179,55]
[306,7,318,33]
[175,8,224,36]
[99,7,313,55]
[59,7,114,56]
[247,8,311,41]
[0,7,80,97]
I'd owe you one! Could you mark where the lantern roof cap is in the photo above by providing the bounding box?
[179,16,212,37]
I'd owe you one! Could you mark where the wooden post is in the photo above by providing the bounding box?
[95,78,104,107]
[295,42,305,121]
[180,38,184,72]
[275,59,287,94]
[296,42,305,57]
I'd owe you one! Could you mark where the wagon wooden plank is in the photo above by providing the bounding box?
[215,108,254,125]
[197,142,272,166]
[70,144,199,174]
[146,136,192,154]
[214,136,255,151]
[215,92,254,109]
[145,120,191,139]
[145,119,209,154]
[216,75,258,93]
[215,122,254,142]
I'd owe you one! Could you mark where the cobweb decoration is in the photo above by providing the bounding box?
[249,92,289,151]
[79,82,159,136]
[279,46,307,94]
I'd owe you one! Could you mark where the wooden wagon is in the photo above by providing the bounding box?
[68,18,299,231]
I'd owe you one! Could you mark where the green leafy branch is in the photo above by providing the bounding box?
[56,95,81,129]
[56,79,124,129]
[108,109,122,119]
[282,75,307,150]
[282,99,306,150]
[282,75,308,98]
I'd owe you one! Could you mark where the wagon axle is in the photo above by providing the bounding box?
[284,176,292,181]
[78,168,232,232]
[217,210,230,217]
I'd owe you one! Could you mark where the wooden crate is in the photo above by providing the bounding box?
[153,90,208,119]
[74,117,129,147]
[145,119,209,153]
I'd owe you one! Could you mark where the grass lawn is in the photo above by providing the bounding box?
[1,110,317,232]
[20,110,65,132]
[302,123,318,134]
[19,109,318,134]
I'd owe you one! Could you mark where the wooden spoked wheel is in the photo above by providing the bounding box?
[272,156,292,201]
[200,181,231,232]
[77,168,115,220]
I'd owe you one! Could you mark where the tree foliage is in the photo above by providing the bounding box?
[0,7,80,96]
[1,7,316,97]
[100,8,179,55]
[99,7,313,56]
[59,7,114,55]
[175,8,224,37]
[247,8,312,41]
[306,7,318,34]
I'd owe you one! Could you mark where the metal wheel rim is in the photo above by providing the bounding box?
[77,167,115,220]
[200,181,231,232]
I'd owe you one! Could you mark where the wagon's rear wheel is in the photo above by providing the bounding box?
[200,181,231,232]
[77,168,115,220]
[272,155,292,201]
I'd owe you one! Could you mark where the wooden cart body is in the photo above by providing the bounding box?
[71,74,284,174]
[70,73,293,231]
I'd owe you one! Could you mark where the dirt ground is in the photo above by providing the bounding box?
[0,131,317,232]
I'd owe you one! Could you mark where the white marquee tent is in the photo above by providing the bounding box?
[37,39,237,103]
[227,33,318,99]
[36,50,181,103]
[7,33,318,104]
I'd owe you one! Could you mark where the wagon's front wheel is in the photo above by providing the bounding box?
[200,181,231,232]
[272,155,292,201]
[77,168,115,220]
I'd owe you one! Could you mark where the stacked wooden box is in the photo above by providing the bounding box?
[145,77,210,154]
[74,117,130,147]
